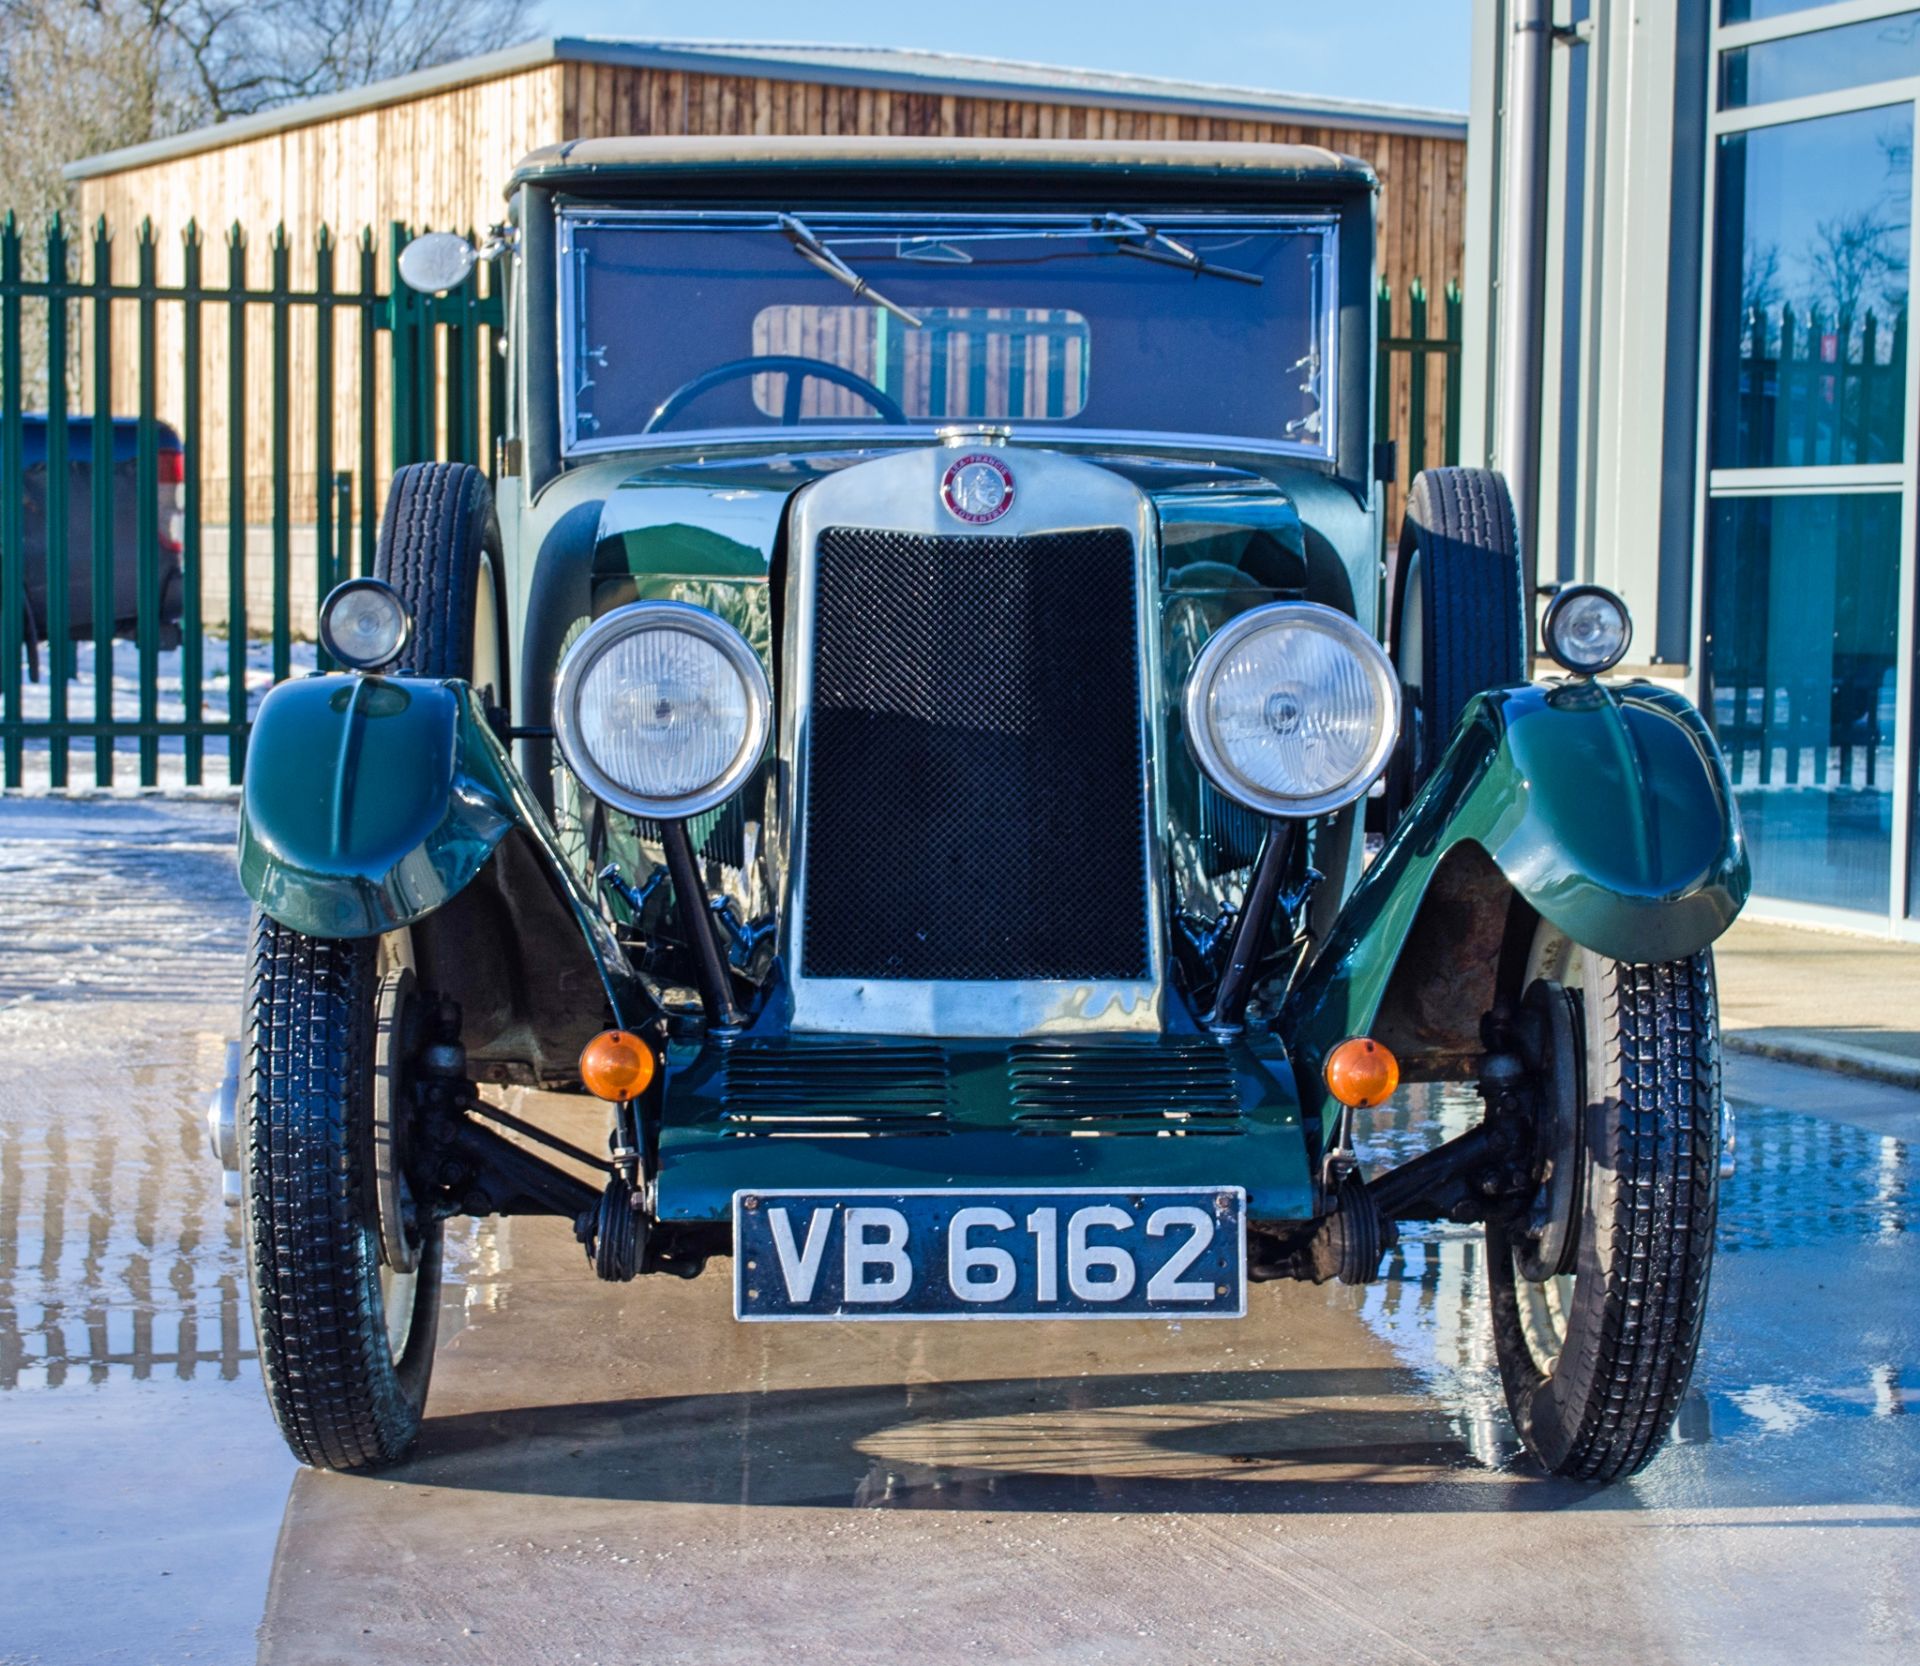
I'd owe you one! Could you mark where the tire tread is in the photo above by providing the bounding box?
[243,913,434,1470]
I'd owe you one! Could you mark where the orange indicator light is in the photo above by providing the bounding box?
[579,1030,657,1102]
[1323,1037,1400,1109]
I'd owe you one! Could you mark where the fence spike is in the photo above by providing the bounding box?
[228,219,245,249]
[183,217,201,247]
[138,215,155,245]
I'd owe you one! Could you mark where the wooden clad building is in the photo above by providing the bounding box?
[60,39,1466,580]
[69,39,1467,303]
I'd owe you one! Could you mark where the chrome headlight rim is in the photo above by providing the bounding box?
[553,600,772,821]
[1183,600,1401,819]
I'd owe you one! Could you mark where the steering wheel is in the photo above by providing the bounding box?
[642,355,908,433]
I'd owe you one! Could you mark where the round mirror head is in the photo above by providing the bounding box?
[397,232,477,294]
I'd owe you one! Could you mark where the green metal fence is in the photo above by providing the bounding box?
[1376,277,1465,534]
[0,215,502,791]
[0,225,1454,795]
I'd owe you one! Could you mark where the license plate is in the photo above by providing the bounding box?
[733,1186,1246,1321]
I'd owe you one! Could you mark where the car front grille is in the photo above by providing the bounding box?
[718,1040,952,1137]
[1008,1039,1245,1136]
[800,526,1150,983]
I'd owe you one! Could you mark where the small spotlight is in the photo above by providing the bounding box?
[318,579,411,672]
[1543,585,1632,676]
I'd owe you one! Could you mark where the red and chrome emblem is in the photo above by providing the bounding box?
[941,453,1016,524]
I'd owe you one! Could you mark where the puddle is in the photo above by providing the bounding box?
[1353,1082,1919,1481]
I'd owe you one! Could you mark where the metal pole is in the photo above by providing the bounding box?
[660,819,740,1034]
[1208,821,1297,1035]
[1496,0,1553,625]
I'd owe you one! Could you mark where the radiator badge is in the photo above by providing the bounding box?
[941,453,1016,524]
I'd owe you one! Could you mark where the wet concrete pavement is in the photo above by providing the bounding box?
[2,799,1916,1665]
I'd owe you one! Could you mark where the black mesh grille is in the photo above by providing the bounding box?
[802,526,1150,982]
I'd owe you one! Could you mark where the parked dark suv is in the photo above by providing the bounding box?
[21,416,186,648]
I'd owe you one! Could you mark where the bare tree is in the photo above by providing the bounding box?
[165,0,539,122]
[0,0,536,210]
[1806,206,1907,325]
[0,0,532,399]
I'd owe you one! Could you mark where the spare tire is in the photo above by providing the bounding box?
[1382,468,1527,818]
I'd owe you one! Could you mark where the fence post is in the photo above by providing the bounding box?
[314,224,335,671]
[226,223,248,784]
[90,218,114,786]
[181,222,203,786]
[358,230,378,576]
[270,226,291,686]
[0,214,21,790]
[135,219,159,786]
[1444,283,1464,465]
[388,222,418,474]
[1407,278,1430,483]
[334,473,352,605]
[45,216,70,788]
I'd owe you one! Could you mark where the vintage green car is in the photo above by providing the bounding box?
[213,137,1748,1481]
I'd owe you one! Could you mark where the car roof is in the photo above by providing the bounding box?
[506,135,1377,196]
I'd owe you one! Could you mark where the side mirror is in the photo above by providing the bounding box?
[397,232,478,295]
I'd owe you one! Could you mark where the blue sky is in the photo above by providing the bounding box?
[537,2,1476,113]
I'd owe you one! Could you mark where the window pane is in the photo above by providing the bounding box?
[1710,106,1911,469]
[1724,0,1864,20]
[1705,493,1898,913]
[748,306,1090,421]
[1721,11,1920,109]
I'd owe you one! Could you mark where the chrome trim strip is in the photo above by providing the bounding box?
[780,442,1167,1037]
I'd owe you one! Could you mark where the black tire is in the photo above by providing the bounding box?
[1488,924,1721,1482]
[374,461,507,714]
[1387,468,1526,804]
[242,914,441,1470]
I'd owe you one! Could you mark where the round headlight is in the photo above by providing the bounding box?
[318,578,410,671]
[1543,584,1632,675]
[553,601,772,820]
[1184,602,1400,818]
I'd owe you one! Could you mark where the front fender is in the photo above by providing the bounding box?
[237,673,649,1078]
[1285,679,1748,1124]
[239,674,519,936]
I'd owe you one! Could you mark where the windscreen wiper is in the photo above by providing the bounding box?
[1097,214,1264,286]
[779,214,925,327]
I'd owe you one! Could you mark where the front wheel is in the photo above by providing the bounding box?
[1487,922,1722,1482]
[241,915,442,1469]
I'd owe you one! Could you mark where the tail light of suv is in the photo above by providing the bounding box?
[158,447,185,556]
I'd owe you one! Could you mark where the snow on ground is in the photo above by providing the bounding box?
[7,633,314,793]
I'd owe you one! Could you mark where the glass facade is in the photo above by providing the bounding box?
[1709,104,1911,470]
[1705,495,1900,912]
[1706,4,1917,925]
[1721,11,1920,109]
[1723,0,1864,22]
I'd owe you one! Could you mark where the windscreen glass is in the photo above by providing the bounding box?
[558,211,1337,457]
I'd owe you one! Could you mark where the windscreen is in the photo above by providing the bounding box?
[558,211,1337,457]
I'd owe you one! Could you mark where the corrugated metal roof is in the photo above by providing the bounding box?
[64,35,1466,181]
